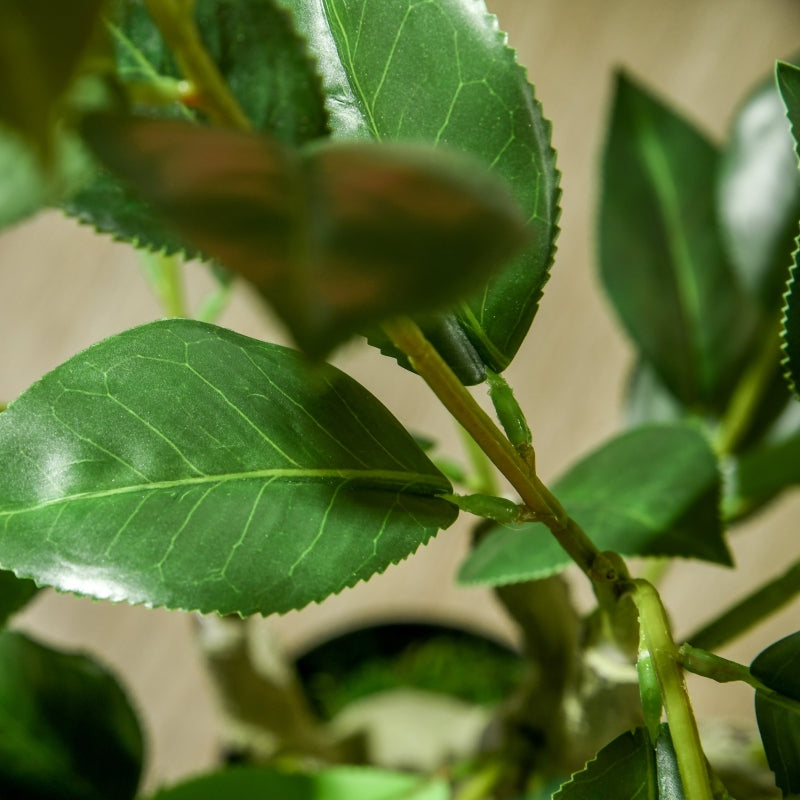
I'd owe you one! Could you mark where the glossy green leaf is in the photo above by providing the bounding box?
[751,631,800,796]
[64,0,329,254]
[82,114,527,357]
[279,0,560,372]
[459,423,728,587]
[147,765,448,800]
[718,58,800,309]
[0,319,456,615]
[0,571,38,626]
[0,0,105,153]
[553,727,657,799]
[599,71,759,412]
[0,630,143,800]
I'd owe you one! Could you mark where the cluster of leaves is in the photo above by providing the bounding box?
[1,0,800,797]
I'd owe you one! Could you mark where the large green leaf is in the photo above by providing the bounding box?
[718,58,800,310]
[599,71,759,412]
[82,114,526,358]
[278,0,560,372]
[459,423,728,587]
[0,0,105,153]
[751,631,800,796]
[0,630,143,800]
[147,765,448,800]
[0,319,456,615]
[553,727,657,799]
[64,0,329,254]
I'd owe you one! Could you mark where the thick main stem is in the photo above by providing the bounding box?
[382,317,601,579]
[629,580,713,800]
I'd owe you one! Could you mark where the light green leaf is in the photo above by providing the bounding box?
[279,0,560,373]
[553,727,657,799]
[146,765,449,800]
[0,630,143,800]
[718,58,800,309]
[81,115,527,358]
[0,0,105,153]
[64,0,329,254]
[751,631,800,796]
[599,71,760,412]
[459,423,728,587]
[0,320,456,615]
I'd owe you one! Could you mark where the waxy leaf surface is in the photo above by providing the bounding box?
[0,320,456,615]
[64,0,329,254]
[553,727,657,799]
[600,72,759,412]
[719,58,800,309]
[776,63,800,398]
[0,631,143,800]
[82,115,526,358]
[459,424,728,587]
[279,0,560,372]
[147,765,448,800]
[751,630,800,796]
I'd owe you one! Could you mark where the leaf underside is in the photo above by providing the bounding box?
[0,320,456,616]
[279,0,560,373]
[459,423,728,587]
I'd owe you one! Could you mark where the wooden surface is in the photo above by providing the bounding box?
[2,0,800,790]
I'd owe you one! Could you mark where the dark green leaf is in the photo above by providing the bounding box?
[777,61,800,160]
[64,0,329,254]
[718,58,800,309]
[0,319,456,616]
[459,423,728,587]
[146,765,448,800]
[0,571,38,626]
[599,71,759,412]
[553,727,657,799]
[0,0,105,153]
[655,725,686,799]
[751,631,800,796]
[0,630,143,800]
[782,236,800,398]
[81,114,527,358]
[279,0,560,372]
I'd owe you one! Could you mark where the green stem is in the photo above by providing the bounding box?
[714,319,781,455]
[143,0,251,130]
[382,317,603,581]
[685,558,800,652]
[139,252,188,318]
[628,580,713,800]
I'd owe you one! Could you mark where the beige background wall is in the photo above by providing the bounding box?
[2,0,800,790]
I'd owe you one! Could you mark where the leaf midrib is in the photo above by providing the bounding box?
[0,467,450,517]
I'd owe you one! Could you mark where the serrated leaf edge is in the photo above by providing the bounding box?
[779,230,800,396]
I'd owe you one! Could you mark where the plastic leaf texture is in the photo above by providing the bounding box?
[599,71,759,412]
[0,630,143,800]
[776,62,800,398]
[279,0,560,373]
[751,630,800,796]
[146,765,449,800]
[459,423,728,587]
[0,320,457,616]
[718,57,800,310]
[82,114,527,358]
[63,0,329,254]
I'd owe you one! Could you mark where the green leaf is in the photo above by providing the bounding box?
[782,233,800,398]
[459,423,728,587]
[654,725,685,799]
[81,114,527,358]
[0,0,105,153]
[751,631,800,796]
[64,0,329,254]
[146,765,449,800]
[0,319,456,616]
[718,58,800,310]
[553,727,657,799]
[0,630,143,800]
[278,0,560,372]
[599,71,759,412]
[0,571,38,626]
[777,61,800,159]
